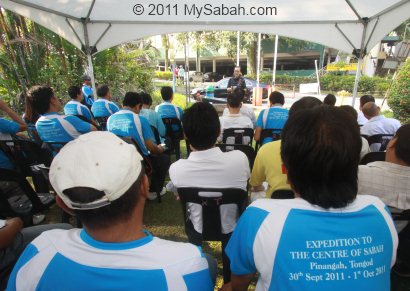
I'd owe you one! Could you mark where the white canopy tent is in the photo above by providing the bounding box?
[1,0,409,105]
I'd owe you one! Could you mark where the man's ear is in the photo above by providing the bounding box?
[56,196,75,216]
[139,174,149,199]
[386,137,397,150]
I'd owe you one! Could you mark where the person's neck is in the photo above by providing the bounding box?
[46,107,59,114]
[124,106,139,114]
[228,107,240,114]
[270,103,282,108]
[142,105,150,109]
[189,145,215,152]
[386,155,410,167]
[74,97,82,103]
[85,220,146,243]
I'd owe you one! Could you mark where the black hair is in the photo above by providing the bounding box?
[68,86,81,100]
[140,92,152,106]
[269,91,285,105]
[123,92,142,108]
[23,93,40,124]
[340,105,358,120]
[394,124,410,165]
[288,96,322,117]
[324,94,336,106]
[97,85,110,98]
[182,102,220,150]
[63,166,145,230]
[27,86,54,115]
[161,86,173,101]
[281,106,361,209]
[360,95,375,107]
[227,89,244,108]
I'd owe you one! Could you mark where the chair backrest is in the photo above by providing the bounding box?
[27,124,42,144]
[45,142,68,154]
[222,128,254,146]
[271,189,294,199]
[177,187,248,241]
[359,151,386,165]
[365,134,394,152]
[216,144,256,169]
[256,128,282,152]
[162,118,183,140]
[95,116,109,131]
[0,187,33,222]
[150,125,161,145]
[116,136,153,176]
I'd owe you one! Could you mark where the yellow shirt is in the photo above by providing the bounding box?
[250,140,291,197]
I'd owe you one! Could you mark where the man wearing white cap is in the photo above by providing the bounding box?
[7,132,215,291]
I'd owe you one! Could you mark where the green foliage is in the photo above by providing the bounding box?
[320,75,390,96]
[151,90,189,109]
[155,71,173,80]
[388,58,410,123]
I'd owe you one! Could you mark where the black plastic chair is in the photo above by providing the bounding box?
[271,189,294,199]
[0,187,33,225]
[359,151,386,165]
[150,125,161,145]
[255,128,282,152]
[162,118,183,160]
[26,124,42,145]
[177,187,248,282]
[45,142,68,154]
[365,134,394,152]
[222,128,254,146]
[95,116,109,131]
[216,144,256,169]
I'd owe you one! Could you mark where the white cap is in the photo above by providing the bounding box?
[50,132,143,210]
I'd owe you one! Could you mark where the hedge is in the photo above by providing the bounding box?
[388,58,410,123]
[155,71,173,80]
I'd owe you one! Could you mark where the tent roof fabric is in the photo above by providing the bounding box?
[0,0,409,54]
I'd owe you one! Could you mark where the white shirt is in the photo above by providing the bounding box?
[169,147,250,234]
[357,110,368,126]
[360,115,401,136]
[218,113,254,143]
[360,137,370,159]
[223,105,256,127]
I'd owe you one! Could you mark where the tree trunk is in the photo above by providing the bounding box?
[196,46,201,72]
[162,35,169,71]
[246,40,257,76]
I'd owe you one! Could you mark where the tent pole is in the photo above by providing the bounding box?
[87,52,97,99]
[236,31,240,66]
[272,35,279,86]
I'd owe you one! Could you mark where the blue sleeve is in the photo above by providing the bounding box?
[81,107,92,121]
[183,270,213,291]
[65,116,92,134]
[256,110,264,128]
[156,114,166,137]
[109,102,120,114]
[7,244,39,291]
[140,116,154,142]
[225,206,269,275]
[0,118,20,134]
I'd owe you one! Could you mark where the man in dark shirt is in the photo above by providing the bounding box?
[227,66,246,93]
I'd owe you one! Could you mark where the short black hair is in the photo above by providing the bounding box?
[394,124,410,165]
[97,85,110,98]
[340,105,358,120]
[161,86,173,101]
[182,102,220,150]
[324,94,336,106]
[140,92,152,106]
[281,106,361,209]
[288,96,322,117]
[269,91,285,105]
[227,89,243,108]
[27,86,54,115]
[360,95,375,107]
[63,167,145,230]
[123,92,142,108]
[68,86,81,99]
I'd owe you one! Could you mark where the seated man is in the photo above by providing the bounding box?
[254,91,288,144]
[64,85,93,122]
[7,132,214,290]
[169,102,250,284]
[91,85,119,119]
[361,102,400,137]
[81,75,94,109]
[218,88,253,144]
[155,86,183,122]
[27,86,96,145]
[0,218,71,290]
[226,106,398,291]
[250,97,322,198]
[357,95,375,126]
[358,124,410,275]
[107,92,170,200]
[139,92,166,141]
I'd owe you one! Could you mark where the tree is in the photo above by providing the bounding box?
[161,34,170,71]
[387,57,410,123]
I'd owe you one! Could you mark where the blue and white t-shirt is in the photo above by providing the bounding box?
[256,106,288,144]
[155,102,183,120]
[0,118,20,169]
[82,84,94,107]
[91,99,119,118]
[7,229,213,291]
[226,196,398,291]
[35,113,92,143]
[64,100,93,122]
[107,109,155,156]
